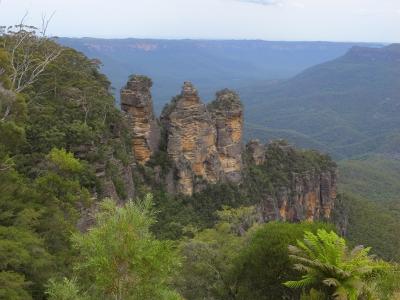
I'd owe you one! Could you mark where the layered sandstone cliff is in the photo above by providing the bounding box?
[121,75,160,164]
[248,141,337,222]
[260,170,337,222]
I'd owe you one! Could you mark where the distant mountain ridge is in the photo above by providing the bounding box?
[242,43,400,159]
[58,38,381,112]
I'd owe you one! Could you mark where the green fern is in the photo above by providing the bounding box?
[284,229,387,299]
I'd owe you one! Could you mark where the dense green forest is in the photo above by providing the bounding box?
[335,156,400,262]
[339,155,400,203]
[0,25,133,299]
[1,28,400,300]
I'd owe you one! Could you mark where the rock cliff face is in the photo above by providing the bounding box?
[121,75,160,164]
[209,89,243,183]
[260,170,337,222]
[121,75,337,221]
[253,141,337,222]
[161,82,221,195]
[246,139,265,166]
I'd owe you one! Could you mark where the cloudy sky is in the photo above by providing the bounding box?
[1,0,399,42]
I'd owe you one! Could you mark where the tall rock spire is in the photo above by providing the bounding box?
[121,75,160,164]
[209,89,243,183]
[161,82,221,195]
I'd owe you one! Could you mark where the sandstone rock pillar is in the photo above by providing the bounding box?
[161,82,220,195]
[209,89,244,182]
[121,75,160,164]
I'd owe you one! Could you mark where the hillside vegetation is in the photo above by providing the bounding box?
[335,155,400,261]
[339,155,400,202]
[242,44,400,159]
[0,26,133,298]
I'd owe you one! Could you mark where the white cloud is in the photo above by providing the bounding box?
[292,2,305,9]
[233,0,282,5]
[0,0,399,42]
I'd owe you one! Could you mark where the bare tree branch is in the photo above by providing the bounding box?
[18,10,29,31]
[4,20,62,93]
[40,11,56,37]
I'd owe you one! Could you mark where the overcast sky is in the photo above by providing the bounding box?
[1,0,399,42]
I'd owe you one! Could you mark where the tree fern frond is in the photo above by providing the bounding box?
[284,229,384,300]
[293,263,313,273]
[322,277,340,288]
[284,275,316,289]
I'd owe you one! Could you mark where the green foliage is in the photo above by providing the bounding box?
[337,155,400,262]
[0,225,51,298]
[234,222,334,300]
[373,264,400,300]
[176,219,336,300]
[46,278,88,300]
[69,195,181,299]
[0,156,91,297]
[216,205,260,235]
[177,223,243,299]
[300,289,326,300]
[0,48,12,88]
[0,165,53,298]
[150,183,252,239]
[265,140,336,174]
[0,271,32,300]
[207,89,242,111]
[0,120,25,153]
[127,74,153,87]
[284,229,388,299]
[176,206,259,300]
[48,148,84,173]
[0,226,51,274]
[104,161,124,199]
[335,193,400,262]
[0,28,132,299]
[148,149,172,171]
[339,155,400,203]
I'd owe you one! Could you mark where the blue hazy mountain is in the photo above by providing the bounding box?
[59,38,378,112]
[241,44,400,158]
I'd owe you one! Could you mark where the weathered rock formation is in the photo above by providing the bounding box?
[260,170,337,222]
[209,89,243,183]
[246,139,265,166]
[121,75,160,164]
[252,141,337,222]
[121,75,337,221]
[161,82,221,195]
